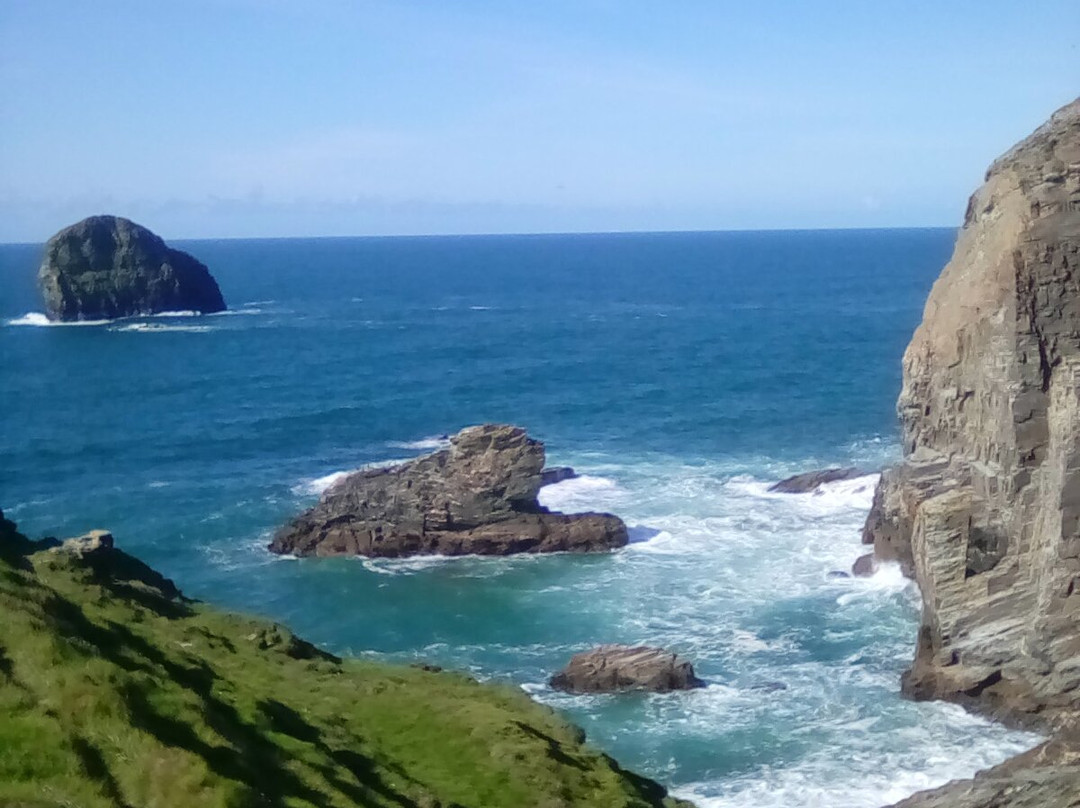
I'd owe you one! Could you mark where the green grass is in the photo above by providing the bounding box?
[0,517,692,808]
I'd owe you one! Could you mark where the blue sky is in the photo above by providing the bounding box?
[1,1,1077,241]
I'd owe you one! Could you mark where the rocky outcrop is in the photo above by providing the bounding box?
[38,215,226,321]
[271,424,628,558]
[862,98,1080,731]
[549,645,705,693]
[769,467,863,494]
[49,529,114,558]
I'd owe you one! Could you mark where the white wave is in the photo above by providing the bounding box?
[537,474,622,512]
[672,714,1039,808]
[147,481,170,489]
[147,309,199,318]
[291,470,354,496]
[387,436,451,451]
[836,562,914,607]
[242,300,274,306]
[469,305,494,311]
[6,312,110,327]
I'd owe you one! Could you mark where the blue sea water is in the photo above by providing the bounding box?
[0,229,1040,806]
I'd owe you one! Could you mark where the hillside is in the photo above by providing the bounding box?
[0,514,689,808]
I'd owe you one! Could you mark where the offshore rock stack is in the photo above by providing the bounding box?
[38,215,226,321]
[271,424,628,558]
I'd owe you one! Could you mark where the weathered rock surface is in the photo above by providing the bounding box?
[887,735,1080,808]
[862,98,1080,731]
[768,467,864,493]
[549,645,705,693]
[270,424,628,557]
[38,215,226,321]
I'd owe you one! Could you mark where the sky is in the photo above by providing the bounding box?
[1,0,1078,242]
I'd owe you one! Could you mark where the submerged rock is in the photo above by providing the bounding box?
[768,467,863,494]
[270,424,628,558]
[38,215,226,321]
[862,98,1080,730]
[549,645,705,693]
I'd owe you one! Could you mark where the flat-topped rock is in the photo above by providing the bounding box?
[38,215,226,321]
[270,424,628,558]
[550,645,705,693]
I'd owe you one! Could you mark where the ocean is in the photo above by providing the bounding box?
[0,229,1041,806]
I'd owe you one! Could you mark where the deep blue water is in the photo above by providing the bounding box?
[0,229,1039,807]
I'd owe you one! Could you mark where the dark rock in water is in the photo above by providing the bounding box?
[540,466,578,486]
[38,215,226,321]
[768,467,863,494]
[826,570,851,580]
[270,424,628,558]
[852,553,877,577]
[549,645,705,693]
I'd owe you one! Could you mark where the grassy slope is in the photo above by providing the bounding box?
[0,518,690,808]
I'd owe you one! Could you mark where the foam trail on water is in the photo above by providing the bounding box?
[110,323,215,333]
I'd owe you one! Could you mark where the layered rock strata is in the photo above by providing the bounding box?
[271,424,628,557]
[38,215,226,321]
[862,98,1080,730]
[550,645,705,693]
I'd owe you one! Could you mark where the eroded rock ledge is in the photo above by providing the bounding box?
[271,424,628,557]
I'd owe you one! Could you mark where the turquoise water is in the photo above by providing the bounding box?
[0,230,1039,806]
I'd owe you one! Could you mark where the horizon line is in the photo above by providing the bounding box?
[0,223,958,248]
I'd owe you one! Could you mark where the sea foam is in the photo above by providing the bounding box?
[6,312,110,327]
[292,470,354,496]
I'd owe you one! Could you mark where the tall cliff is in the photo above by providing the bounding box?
[863,98,1080,730]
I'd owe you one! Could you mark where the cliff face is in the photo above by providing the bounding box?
[863,98,1080,729]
